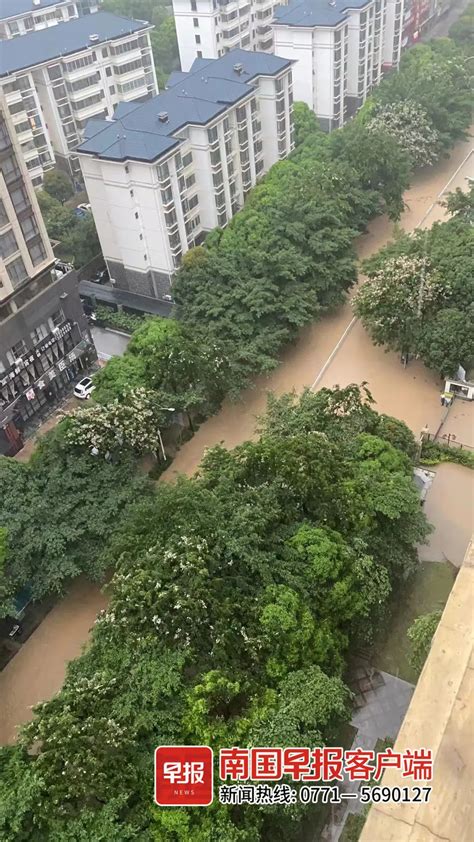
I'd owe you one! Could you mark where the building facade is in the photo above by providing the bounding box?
[273,0,390,129]
[0,97,94,456]
[0,0,79,40]
[173,0,289,72]
[77,49,294,302]
[0,12,158,185]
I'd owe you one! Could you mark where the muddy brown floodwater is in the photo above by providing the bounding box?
[0,135,472,746]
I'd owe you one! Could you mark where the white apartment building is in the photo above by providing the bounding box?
[0,12,157,186]
[383,0,403,67]
[0,95,95,452]
[77,49,294,301]
[0,0,78,40]
[173,0,290,72]
[273,0,389,130]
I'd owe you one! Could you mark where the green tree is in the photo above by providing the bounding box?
[150,16,179,80]
[373,40,472,152]
[367,101,441,167]
[354,255,446,357]
[37,192,76,241]
[59,213,100,268]
[42,169,74,204]
[329,120,411,219]
[0,528,14,618]
[292,101,321,146]
[449,2,474,57]
[0,430,149,599]
[417,306,474,377]
[64,387,172,457]
[92,353,147,404]
[407,610,442,674]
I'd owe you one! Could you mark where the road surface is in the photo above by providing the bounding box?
[0,135,472,745]
[91,326,130,360]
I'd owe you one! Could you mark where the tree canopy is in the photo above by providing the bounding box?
[42,169,74,204]
[37,192,100,268]
[0,386,429,840]
[0,430,149,606]
[355,186,474,376]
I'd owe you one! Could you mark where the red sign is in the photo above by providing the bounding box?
[155,745,214,806]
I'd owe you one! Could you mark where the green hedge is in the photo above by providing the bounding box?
[95,305,148,334]
[421,440,474,469]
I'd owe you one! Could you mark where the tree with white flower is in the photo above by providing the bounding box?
[354,255,447,358]
[64,387,170,457]
[368,101,441,168]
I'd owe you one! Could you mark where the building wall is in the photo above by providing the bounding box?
[273,0,386,128]
[0,73,55,187]
[173,0,287,72]
[0,100,55,306]
[0,2,79,40]
[0,98,93,440]
[78,66,294,298]
[0,26,157,185]
[383,0,404,66]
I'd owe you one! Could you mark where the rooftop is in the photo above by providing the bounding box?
[273,0,371,28]
[78,48,292,164]
[0,0,66,20]
[360,539,474,842]
[0,11,151,77]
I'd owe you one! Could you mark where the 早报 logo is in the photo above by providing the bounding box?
[155,745,213,806]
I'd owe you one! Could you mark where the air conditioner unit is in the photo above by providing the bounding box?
[14,359,23,367]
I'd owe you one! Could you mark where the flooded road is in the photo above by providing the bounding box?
[0,578,107,744]
[165,137,473,477]
[1,135,472,745]
[419,463,474,567]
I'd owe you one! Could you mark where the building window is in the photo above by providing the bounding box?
[20,215,40,241]
[7,340,27,365]
[109,86,116,95]
[106,66,112,77]
[193,17,199,26]
[191,0,197,8]
[28,240,47,266]
[9,185,30,213]
[6,256,28,287]
[197,50,202,58]
[135,211,139,219]
[30,324,48,346]
[0,229,18,259]
[49,308,65,329]
[48,64,62,81]
[207,126,218,145]
[0,199,8,228]
[195,34,201,44]
[182,151,193,168]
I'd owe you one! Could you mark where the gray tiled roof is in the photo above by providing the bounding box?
[0,12,151,77]
[274,0,371,28]
[78,48,292,164]
[0,0,66,20]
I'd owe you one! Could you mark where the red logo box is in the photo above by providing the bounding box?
[155,745,214,806]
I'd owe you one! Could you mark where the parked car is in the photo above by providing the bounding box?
[54,259,73,276]
[73,207,88,220]
[91,267,109,284]
[77,202,91,213]
[73,377,95,400]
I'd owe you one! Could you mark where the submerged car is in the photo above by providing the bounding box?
[73,377,95,400]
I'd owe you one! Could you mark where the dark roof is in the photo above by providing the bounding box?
[79,280,173,317]
[273,0,371,28]
[0,12,151,77]
[0,0,66,20]
[78,48,292,164]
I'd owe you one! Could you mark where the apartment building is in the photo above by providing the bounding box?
[273,0,388,129]
[173,0,289,72]
[383,0,403,67]
[0,97,94,456]
[0,12,157,186]
[77,49,294,302]
[0,0,78,40]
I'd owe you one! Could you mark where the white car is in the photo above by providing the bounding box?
[77,203,91,213]
[73,377,95,400]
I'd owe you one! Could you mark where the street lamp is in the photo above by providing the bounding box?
[157,406,176,462]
